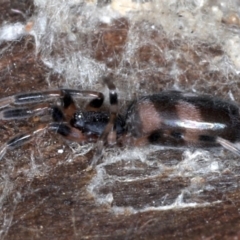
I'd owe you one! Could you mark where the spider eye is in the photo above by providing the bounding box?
[76,112,84,120]
[71,112,85,128]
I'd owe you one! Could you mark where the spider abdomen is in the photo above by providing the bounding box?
[125,91,240,147]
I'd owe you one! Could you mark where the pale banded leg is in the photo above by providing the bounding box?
[0,103,51,120]
[0,89,104,121]
[0,122,90,160]
[91,77,118,166]
[0,89,104,109]
[216,137,240,156]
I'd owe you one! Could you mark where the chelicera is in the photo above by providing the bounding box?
[0,77,240,165]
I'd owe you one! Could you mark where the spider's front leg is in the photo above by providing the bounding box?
[0,88,105,121]
[0,89,104,110]
[0,122,95,160]
[0,88,104,160]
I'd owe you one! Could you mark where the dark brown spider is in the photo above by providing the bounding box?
[0,77,240,165]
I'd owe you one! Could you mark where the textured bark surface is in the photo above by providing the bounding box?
[1,1,240,240]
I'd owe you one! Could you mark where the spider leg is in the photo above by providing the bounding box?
[0,122,96,160]
[63,89,105,112]
[61,91,77,120]
[0,124,48,159]
[0,103,52,120]
[91,77,118,166]
[0,89,104,109]
[0,103,68,122]
[216,137,240,156]
[0,89,101,121]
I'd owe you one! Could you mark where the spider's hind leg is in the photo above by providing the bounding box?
[216,137,240,156]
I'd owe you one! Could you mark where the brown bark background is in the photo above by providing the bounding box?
[1,1,240,239]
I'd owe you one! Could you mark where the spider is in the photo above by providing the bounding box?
[0,77,240,165]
